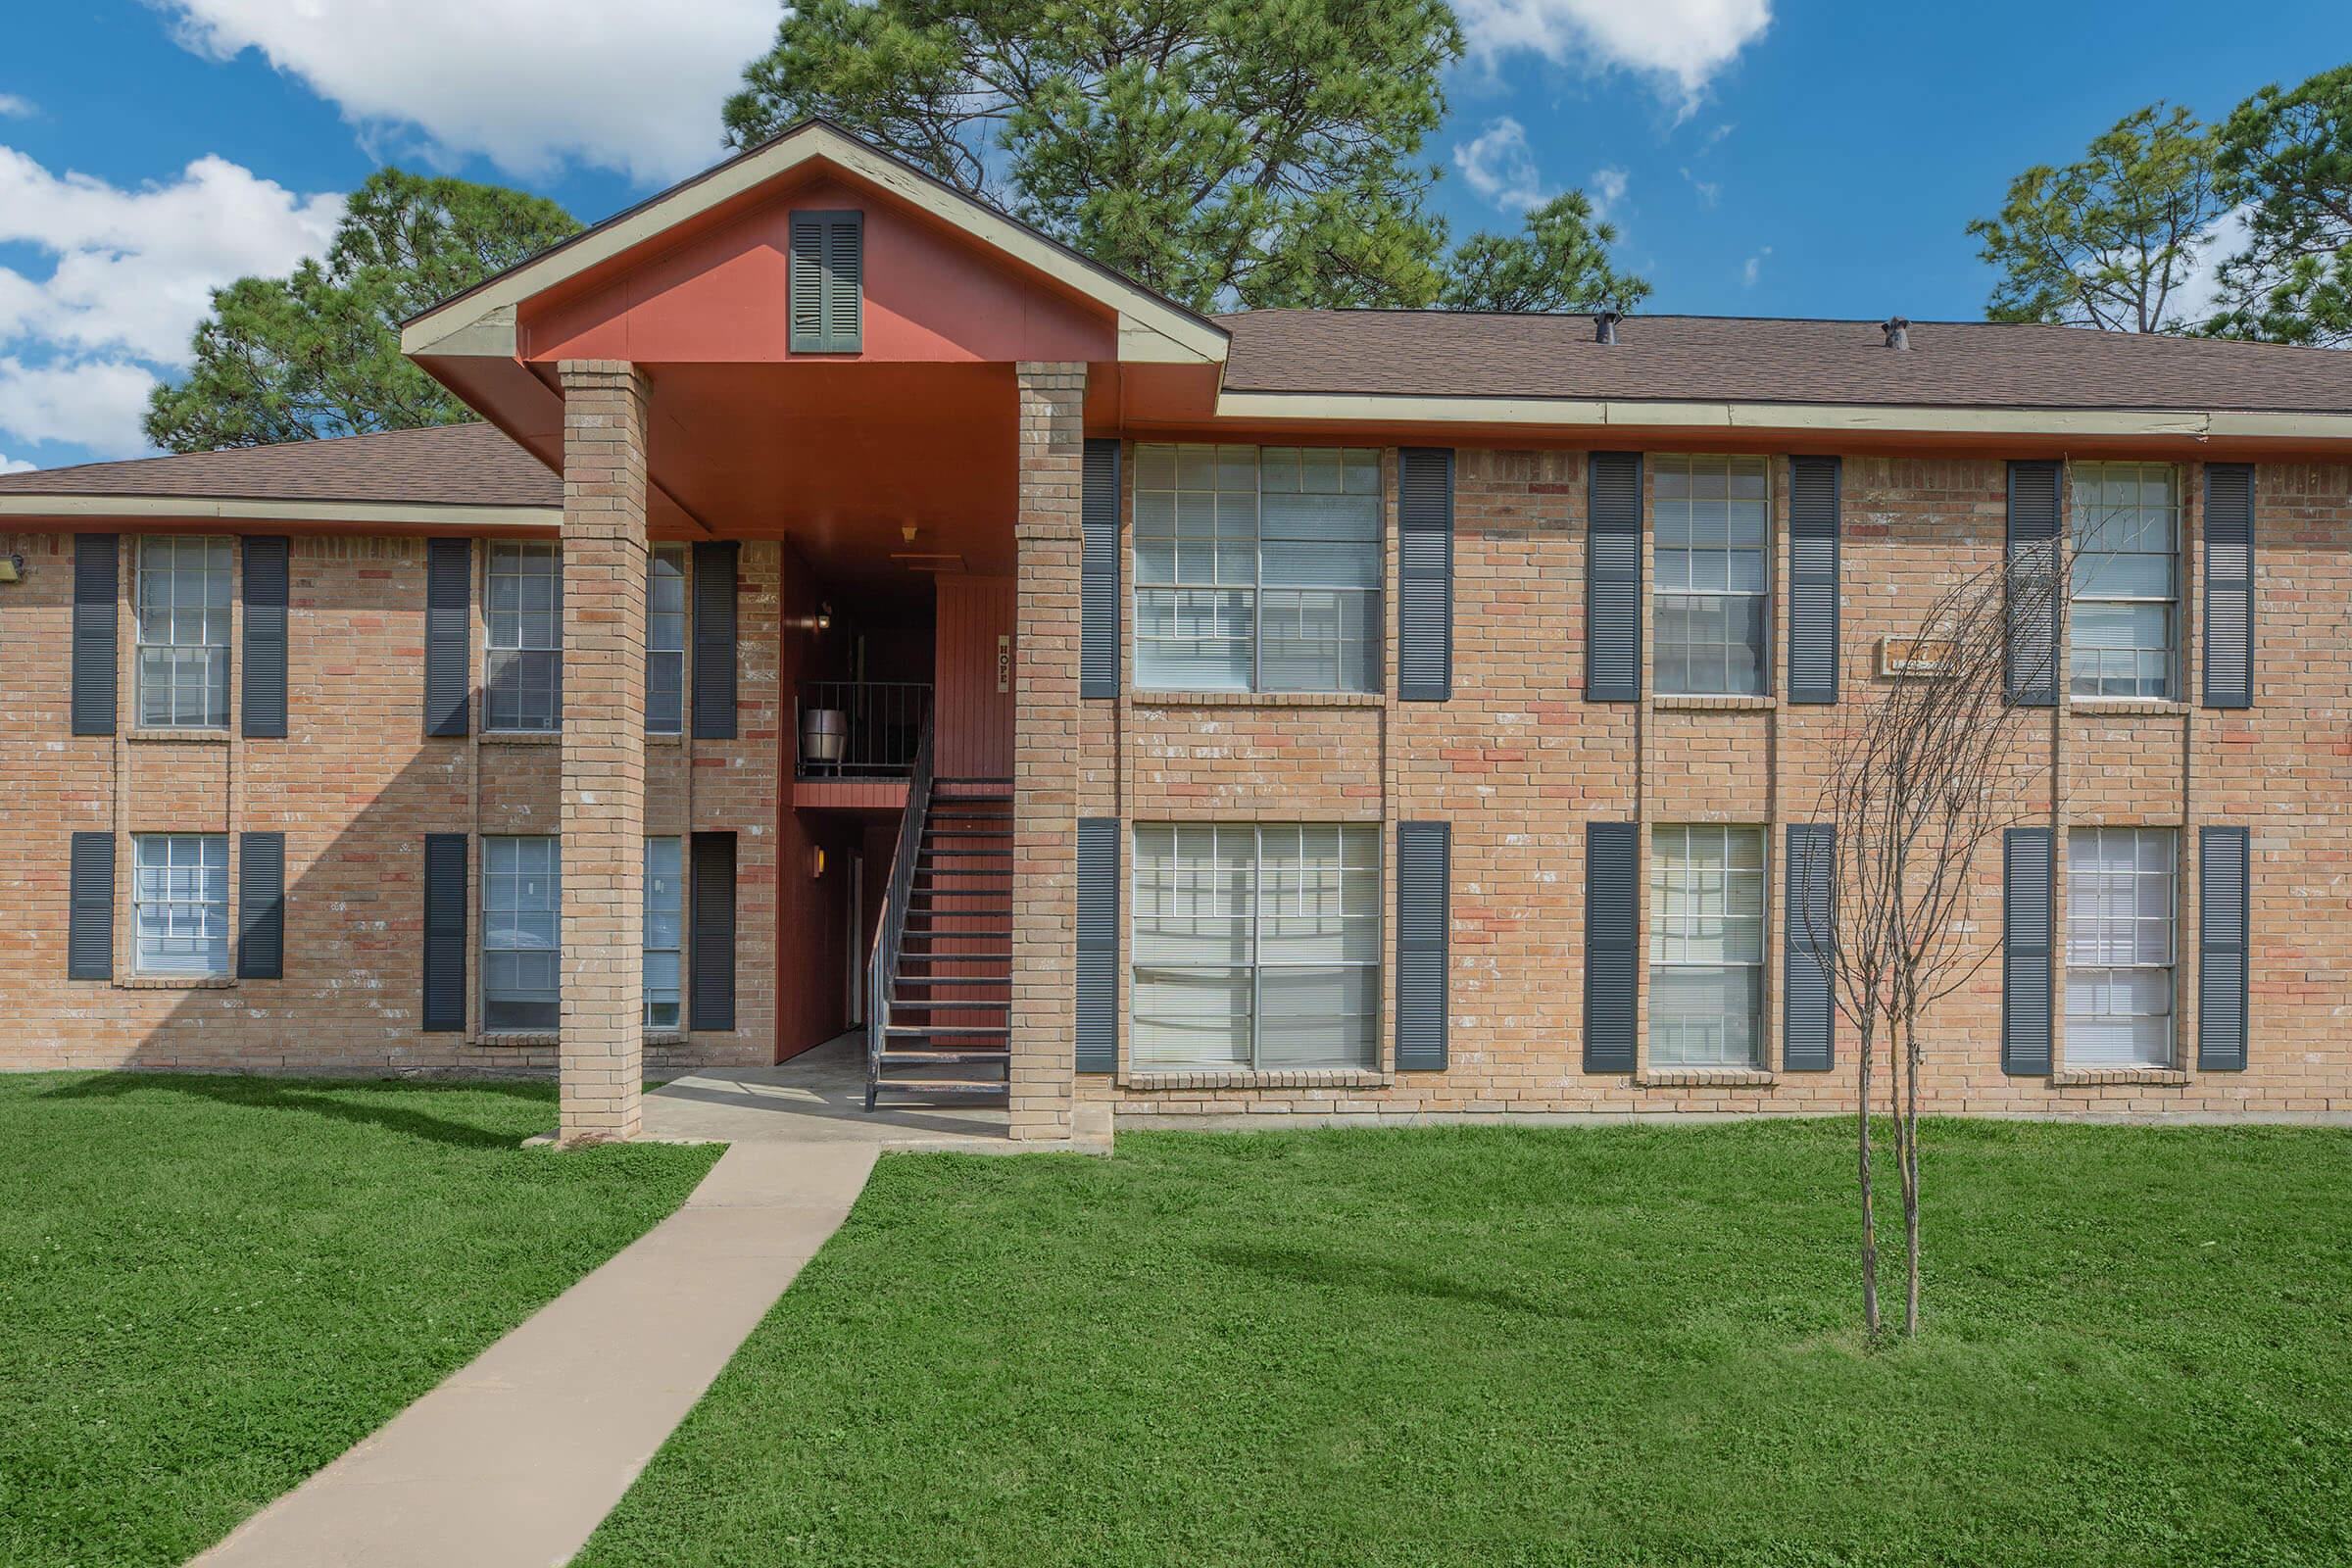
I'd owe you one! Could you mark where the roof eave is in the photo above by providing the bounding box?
[1208,390,2352,443]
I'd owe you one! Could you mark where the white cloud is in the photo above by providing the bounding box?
[0,94,35,120]
[1741,246,1771,287]
[1590,167,1629,220]
[0,453,35,474]
[1454,0,1772,110]
[1680,167,1721,207]
[2167,202,2254,326]
[0,357,161,458]
[154,0,777,184]
[0,149,341,456]
[1455,118,1556,213]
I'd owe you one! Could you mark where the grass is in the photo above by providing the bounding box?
[0,1073,722,1568]
[579,1119,2352,1568]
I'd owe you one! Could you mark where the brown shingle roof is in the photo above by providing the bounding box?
[0,421,557,508]
[1216,312,2352,414]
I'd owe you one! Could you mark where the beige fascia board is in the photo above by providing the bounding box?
[0,494,561,530]
[399,124,1228,367]
[1210,391,2352,443]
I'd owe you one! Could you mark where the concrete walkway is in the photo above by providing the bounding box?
[193,1140,874,1568]
[195,1034,1085,1568]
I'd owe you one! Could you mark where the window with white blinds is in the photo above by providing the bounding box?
[647,546,686,735]
[1133,445,1382,693]
[1648,824,1767,1067]
[645,836,683,1031]
[132,833,229,976]
[482,835,559,1032]
[1653,456,1769,696]
[2070,464,2179,699]
[485,542,561,732]
[135,536,232,728]
[1131,822,1379,1070]
[2066,827,2176,1066]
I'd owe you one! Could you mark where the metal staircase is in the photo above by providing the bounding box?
[865,720,1013,1108]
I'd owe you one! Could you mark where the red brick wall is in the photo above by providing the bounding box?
[1073,449,2352,1125]
[0,528,782,1075]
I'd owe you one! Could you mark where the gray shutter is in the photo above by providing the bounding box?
[691,541,739,739]
[1397,448,1454,702]
[2001,826,2054,1075]
[1396,820,1450,1069]
[2203,464,2254,710]
[1783,823,1836,1071]
[72,533,118,736]
[242,536,289,739]
[422,833,466,1032]
[1075,816,1118,1073]
[1587,452,1642,702]
[690,831,737,1032]
[1583,819,1638,1072]
[2006,461,2061,706]
[1787,457,1840,704]
[68,831,114,981]
[790,210,862,354]
[236,830,285,980]
[1080,440,1121,699]
[424,538,470,738]
[2198,825,2250,1071]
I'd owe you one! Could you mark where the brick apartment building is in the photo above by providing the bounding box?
[3,122,2349,1143]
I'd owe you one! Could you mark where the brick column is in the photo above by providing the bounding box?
[558,361,651,1145]
[1009,362,1086,1140]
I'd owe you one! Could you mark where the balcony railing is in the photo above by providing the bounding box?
[795,680,933,779]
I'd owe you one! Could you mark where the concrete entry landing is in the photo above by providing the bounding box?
[642,1029,1029,1150]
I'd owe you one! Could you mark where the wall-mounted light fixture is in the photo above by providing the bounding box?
[809,845,828,880]
[816,601,833,632]
[0,553,24,584]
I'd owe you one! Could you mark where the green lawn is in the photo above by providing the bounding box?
[581,1120,2352,1568]
[0,1073,722,1568]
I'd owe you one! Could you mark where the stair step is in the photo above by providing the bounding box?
[897,953,1013,963]
[869,1079,1010,1101]
[885,1023,1011,1038]
[889,998,1010,1010]
[890,975,1009,987]
[876,1049,1009,1066]
[919,848,1014,858]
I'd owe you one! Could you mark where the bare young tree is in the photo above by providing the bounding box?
[1794,545,2064,1337]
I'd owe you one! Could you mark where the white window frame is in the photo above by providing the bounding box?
[134,535,232,729]
[484,541,561,733]
[1651,455,1771,697]
[1647,824,1768,1068]
[1130,822,1381,1071]
[131,832,230,977]
[645,836,684,1031]
[2066,827,2177,1068]
[2069,463,2180,700]
[481,834,560,1033]
[1133,444,1383,695]
[647,546,687,736]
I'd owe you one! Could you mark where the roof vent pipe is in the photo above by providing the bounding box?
[1883,317,1911,350]
[1593,311,1621,345]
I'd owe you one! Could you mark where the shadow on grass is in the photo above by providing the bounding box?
[35,1071,554,1152]
[1203,1241,1552,1317]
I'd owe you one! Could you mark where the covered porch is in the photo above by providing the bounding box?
[399,124,1229,1146]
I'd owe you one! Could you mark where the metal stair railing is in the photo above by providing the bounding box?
[864,716,935,1110]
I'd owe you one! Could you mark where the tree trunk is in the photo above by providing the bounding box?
[1900,1000,1924,1337]
[1855,1011,1880,1336]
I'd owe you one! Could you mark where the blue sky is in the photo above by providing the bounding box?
[2,0,2345,472]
